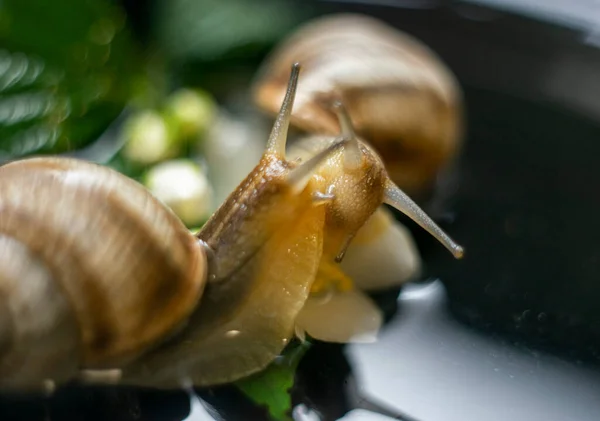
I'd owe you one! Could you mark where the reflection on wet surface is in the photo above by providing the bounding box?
[345,280,600,421]
[176,280,600,421]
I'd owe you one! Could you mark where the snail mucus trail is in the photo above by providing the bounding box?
[0,63,463,394]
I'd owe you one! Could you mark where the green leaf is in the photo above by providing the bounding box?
[235,340,311,421]
[0,0,142,159]
[155,0,313,62]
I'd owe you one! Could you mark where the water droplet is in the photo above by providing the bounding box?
[538,312,548,322]
[293,404,320,421]
[129,400,141,419]
[484,283,493,294]
[42,379,56,396]
[225,329,240,338]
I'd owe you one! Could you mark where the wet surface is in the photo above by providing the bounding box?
[409,87,600,363]
[345,281,600,421]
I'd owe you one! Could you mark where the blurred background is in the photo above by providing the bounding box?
[1,0,600,420]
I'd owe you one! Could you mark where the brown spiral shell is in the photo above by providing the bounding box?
[0,157,207,390]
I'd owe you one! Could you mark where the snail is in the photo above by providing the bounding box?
[0,63,463,393]
[252,13,464,198]
[0,155,208,392]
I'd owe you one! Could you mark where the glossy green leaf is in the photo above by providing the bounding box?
[0,0,141,159]
[236,340,311,421]
[155,0,313,62]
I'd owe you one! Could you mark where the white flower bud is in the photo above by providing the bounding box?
[121,110,175,165]
[144,159,213,227]
[164,88,216,139]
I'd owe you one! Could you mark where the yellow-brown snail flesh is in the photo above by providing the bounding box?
[253,13,464,197]
[0,63,463,393]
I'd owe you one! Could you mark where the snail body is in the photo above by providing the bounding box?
[121,65,462,389]
[0,64,463,393]
[253,13,464,197]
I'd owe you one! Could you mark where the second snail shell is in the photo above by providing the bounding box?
[253,13,464,197]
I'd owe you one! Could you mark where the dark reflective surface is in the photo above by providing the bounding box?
[0,386,191,421]
[418,87,600,363]
[345,281,600,421]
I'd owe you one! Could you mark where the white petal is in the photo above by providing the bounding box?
[295,290,383,344]
[340,207,422,291]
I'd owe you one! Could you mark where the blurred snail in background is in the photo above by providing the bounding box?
[253,13,464,198]
[0,63,463,394]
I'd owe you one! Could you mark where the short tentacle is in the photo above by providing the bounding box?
[287,139,347,194]
[335,234,355,263]
[332,101,362,170]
